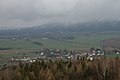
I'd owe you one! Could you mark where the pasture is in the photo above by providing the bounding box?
[0,32,120,52]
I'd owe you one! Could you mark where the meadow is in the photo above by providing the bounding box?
[0,32,120,50]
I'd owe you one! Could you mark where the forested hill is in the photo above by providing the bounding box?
[0,21,120,37]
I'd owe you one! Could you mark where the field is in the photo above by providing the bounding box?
[0,32,120,65]
[101,38,120,52]
[0,32,120,52]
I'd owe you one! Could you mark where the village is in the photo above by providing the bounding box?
[10,48,106,63]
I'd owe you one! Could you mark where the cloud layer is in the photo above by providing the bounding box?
[0,0,120,28]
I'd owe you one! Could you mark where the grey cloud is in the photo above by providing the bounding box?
[0,0,120,28]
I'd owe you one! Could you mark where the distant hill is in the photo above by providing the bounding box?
[0,21,120,37]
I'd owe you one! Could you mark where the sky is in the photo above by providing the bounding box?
[0,0,120,29]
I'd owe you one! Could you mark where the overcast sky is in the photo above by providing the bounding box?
[0,0,120,29]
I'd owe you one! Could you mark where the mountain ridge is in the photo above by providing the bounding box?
[0,21,120,37]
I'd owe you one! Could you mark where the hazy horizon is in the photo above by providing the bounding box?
[0,0,120,29]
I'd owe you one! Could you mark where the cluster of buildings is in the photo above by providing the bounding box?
[11,48,105,63]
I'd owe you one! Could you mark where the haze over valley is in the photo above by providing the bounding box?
[0,0,120,80]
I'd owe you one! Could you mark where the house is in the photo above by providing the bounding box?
[116,52,120,55]
[12,37,16,41]
[42,38,48,40]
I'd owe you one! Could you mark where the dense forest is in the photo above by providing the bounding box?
[0,57,120,80]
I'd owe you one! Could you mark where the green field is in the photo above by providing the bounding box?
[0,32,120,51]
[71,33,120,49]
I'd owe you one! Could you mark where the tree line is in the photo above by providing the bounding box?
[0,57,120,80]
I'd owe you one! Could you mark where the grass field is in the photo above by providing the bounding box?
[71,33,120,49]
[0,32,120,51]
[0,39,42,49]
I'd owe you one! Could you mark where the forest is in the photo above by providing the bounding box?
[0,57,120,80]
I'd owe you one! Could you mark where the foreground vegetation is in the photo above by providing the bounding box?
[0,57,120,80]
